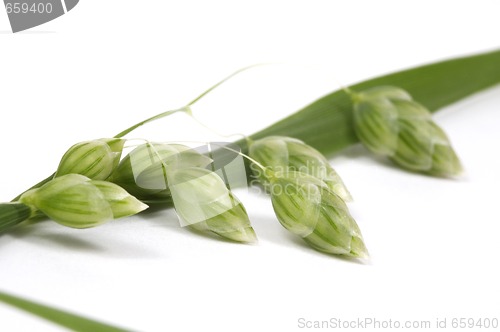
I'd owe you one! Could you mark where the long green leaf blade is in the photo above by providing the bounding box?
[249,49,500,156]
[0,291,130,332]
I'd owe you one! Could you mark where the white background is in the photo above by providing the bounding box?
[1,1,500,331]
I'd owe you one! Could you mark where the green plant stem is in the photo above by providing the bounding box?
[0,203,33,233]
[185,64,267,106]
[114,64,266,138]
[114,108,186,139]
[0,174,54,233]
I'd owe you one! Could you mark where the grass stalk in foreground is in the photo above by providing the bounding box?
[0,291,129,332]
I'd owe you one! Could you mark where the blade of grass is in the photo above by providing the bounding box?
[248,49,500,156]
[0,290,130,332]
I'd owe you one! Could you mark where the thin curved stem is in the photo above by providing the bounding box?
[115,63,270,139]
[186,63,270,106]
[114,108,186,139]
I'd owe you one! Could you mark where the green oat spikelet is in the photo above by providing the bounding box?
[55,138,125,180]
[20,174,147,229]
[249,136,351,201]
[351,86,463,176]
[169,166,257,243]
[269,171,368,258]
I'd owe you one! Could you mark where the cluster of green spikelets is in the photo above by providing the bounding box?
[8,86,462,259]
[17,136,368,258]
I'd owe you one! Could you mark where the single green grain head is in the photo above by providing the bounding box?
[168,166,257,243]
[248,136,351,201]
[269,171,368,258]
[20,174,148,228]
[110,143,211,202]
[55,138,125,180]
[351,86,463,177]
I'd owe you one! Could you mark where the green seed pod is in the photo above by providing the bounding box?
[20,174,148,229]
[110,143,211,202]
[169,167,257,243]
[351,97,399,156]
[91,180,149,219]
[249,136,351,201]
[269,171,368,258]
[55,138,125,180]
[352,86,463,177]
